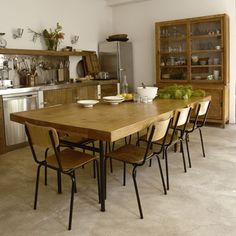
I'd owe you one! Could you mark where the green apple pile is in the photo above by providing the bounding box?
[158,84,205,100]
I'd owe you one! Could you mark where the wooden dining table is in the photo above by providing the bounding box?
[10,95,211,212]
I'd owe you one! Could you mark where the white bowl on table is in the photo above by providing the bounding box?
[77,100,99,108]
[137,86,158,102]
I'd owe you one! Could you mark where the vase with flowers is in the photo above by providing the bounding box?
[29,23,64,51]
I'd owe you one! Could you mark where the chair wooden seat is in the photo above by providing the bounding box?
[177,123,195,132]
[139,132,179,146]
[107,144,153,164]
[47,149,97,171]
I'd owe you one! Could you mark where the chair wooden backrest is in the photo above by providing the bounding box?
[25,122,62,170]
[173,107,191,127]
[25,122,59,148]
[165,107,191,145]
[198,100,210,116]
[194,100,211,128]
[141,116,172,165]
[147,117,172,142]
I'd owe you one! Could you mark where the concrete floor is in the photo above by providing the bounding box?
[0,125,236,236]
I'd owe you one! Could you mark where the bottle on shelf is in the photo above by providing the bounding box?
[121,75,129,93]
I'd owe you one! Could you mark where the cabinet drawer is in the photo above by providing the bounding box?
[77,85,98,100]
[43,88,76,107]
[101,84,117,97]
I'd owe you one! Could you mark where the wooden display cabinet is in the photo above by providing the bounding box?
[155,14,229,126]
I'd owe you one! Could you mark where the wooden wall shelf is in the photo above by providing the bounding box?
[0,48,95,57]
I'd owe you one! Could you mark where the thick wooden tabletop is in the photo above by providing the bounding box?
[10,96,211,142]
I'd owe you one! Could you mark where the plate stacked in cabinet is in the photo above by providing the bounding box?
[155,14,229,127]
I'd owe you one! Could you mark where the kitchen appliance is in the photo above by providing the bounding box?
[98,41,134,91]
[97,72,109,80]
[2,91,39,146]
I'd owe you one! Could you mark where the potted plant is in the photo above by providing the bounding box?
[29,23,64,50]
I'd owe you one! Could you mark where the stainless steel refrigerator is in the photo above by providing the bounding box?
[98,41,134,92]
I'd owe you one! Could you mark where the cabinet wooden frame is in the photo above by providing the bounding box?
[155,14,229,126]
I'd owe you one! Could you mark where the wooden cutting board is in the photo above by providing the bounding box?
[83,52,100,75]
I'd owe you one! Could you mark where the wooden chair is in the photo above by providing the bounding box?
[44,132,97,194]
[156,107,191,190]
[25,122,100,230]
[105,117,171,219]
[138,107,192,191]
[59,132,97,176]
[183,100,211,168]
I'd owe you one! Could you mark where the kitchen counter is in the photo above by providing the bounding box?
[0,79,118,96]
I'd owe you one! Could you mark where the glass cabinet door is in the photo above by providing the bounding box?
[159,23,188,81]
[190,19,223,82]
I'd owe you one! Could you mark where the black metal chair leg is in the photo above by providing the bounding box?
[156,155,167,195]
[162,149,165,160]
[199,128,206,157]
[109,158,113,173]
[104,157,107,200]
[112,142,115,151]
[34,164,42,210]
[132,167,143,219]
[174,143,177,152]
[185,133,192,168]
[95,160,101,203]
[57,171,62,194]
[123,162,126,186]
[164,148,169,190]
[44,148,49,186]
[44,165,47,186]
[92,141,95,155]
[128,135,132,144]
[68,175,75,231]
[125,137,128,144]
[149,159,152,167]
[180,140,187,173]
[72,171,77,193]
[93,160,96,179]
[92,141,96,179]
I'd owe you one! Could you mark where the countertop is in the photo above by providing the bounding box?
[0,79,118,96]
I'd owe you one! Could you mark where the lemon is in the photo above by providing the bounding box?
[126,93,133,100]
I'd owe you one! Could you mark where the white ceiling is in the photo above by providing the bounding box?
[105,0,150,7]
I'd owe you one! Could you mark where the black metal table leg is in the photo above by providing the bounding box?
[99,140,105,211]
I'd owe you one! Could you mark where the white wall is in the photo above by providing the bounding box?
[0,0,112,78]
[111,0,236,123]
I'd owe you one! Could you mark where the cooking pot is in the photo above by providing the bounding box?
[97,72,109,80]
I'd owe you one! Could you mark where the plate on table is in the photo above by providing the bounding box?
[77,100,99,108]
[103,96,125,105]
[104,100,124,105]
[103,96,124,101]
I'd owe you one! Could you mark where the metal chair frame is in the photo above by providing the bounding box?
[138,108,192,190]
[105,118,171,219]
[25,124,100,231]
[184,101,211,168]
